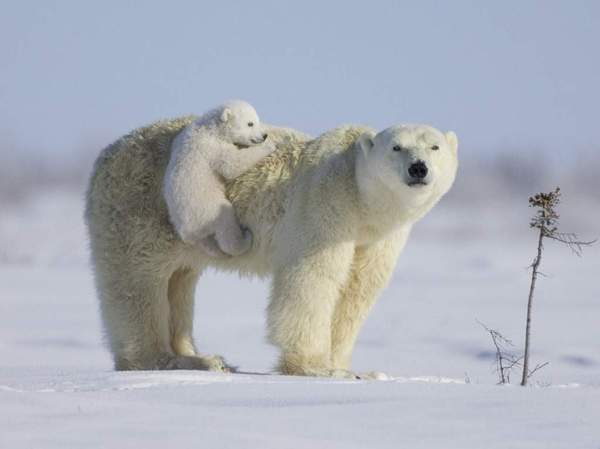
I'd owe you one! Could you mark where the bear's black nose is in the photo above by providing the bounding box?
[263,133,268,140]
[408,160,428,179]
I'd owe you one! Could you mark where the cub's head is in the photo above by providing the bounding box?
[218,100,268,148]
[357,124,458,208]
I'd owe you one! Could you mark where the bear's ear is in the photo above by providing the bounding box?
[445,131,458,153]
[220,108,232,123]
[357,132,375,157]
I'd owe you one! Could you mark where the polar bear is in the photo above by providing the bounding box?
[85,118,458,377]
[164,100,273,257]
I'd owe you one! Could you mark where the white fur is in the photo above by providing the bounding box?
[85,119,458,377]
[164,100,273,256]
[263,124,458,376]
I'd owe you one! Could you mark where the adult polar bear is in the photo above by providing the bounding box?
[85,117,458,377]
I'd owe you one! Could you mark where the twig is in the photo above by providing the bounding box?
[527,362,549,379]
[477,320,520,385]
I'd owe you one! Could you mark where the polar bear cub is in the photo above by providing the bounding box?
[164,100,272,256]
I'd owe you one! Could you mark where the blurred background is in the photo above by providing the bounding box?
[0,1,598,383]
[1,0,599,202]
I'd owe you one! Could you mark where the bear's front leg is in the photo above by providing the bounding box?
[330,228,410,372]
[267,242,355,377]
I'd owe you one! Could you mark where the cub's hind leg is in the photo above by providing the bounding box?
[214,202,252,256]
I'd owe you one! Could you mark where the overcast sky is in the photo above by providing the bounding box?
[1,1,599,163]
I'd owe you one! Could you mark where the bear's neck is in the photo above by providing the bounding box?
[354,150,419,239]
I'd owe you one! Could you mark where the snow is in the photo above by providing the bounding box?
[1,189,599,448]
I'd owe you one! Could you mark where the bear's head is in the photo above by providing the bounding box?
[356,124,458,212]
[218,100,268,148]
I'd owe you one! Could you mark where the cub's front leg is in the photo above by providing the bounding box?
[267,242,355,377]
[216,142,275,180]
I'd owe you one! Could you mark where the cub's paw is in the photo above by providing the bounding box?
[220,228,253,256]
[197,235,232,259]
[238,227,253,253]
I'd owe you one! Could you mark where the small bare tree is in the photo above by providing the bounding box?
[521,187,595,386]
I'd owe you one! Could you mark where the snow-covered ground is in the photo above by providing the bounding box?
[1,188,599,448]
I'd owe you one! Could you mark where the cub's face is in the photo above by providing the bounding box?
[220,101,268,148]
[358,124,458,205]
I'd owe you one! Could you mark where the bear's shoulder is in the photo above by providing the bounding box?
[300,124,374,166]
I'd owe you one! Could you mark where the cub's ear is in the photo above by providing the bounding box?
[445,131,458,153]
[220,108,232,123]
[356,131,375,157]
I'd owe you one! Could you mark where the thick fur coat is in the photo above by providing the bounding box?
[85,117,457,377]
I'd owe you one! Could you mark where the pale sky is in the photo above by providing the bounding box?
[1,1,599,163]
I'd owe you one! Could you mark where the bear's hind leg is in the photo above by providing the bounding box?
[168,267,200,356]
[98,271,173,370]
[167,266,233,372]
[98,268,215,371]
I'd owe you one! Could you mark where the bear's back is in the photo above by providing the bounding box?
[85,116,197,253]
[226,124,372,239]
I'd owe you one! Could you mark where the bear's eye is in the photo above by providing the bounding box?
[392,145,403,152]
[431,145,439,151]
[247,122,254,127]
